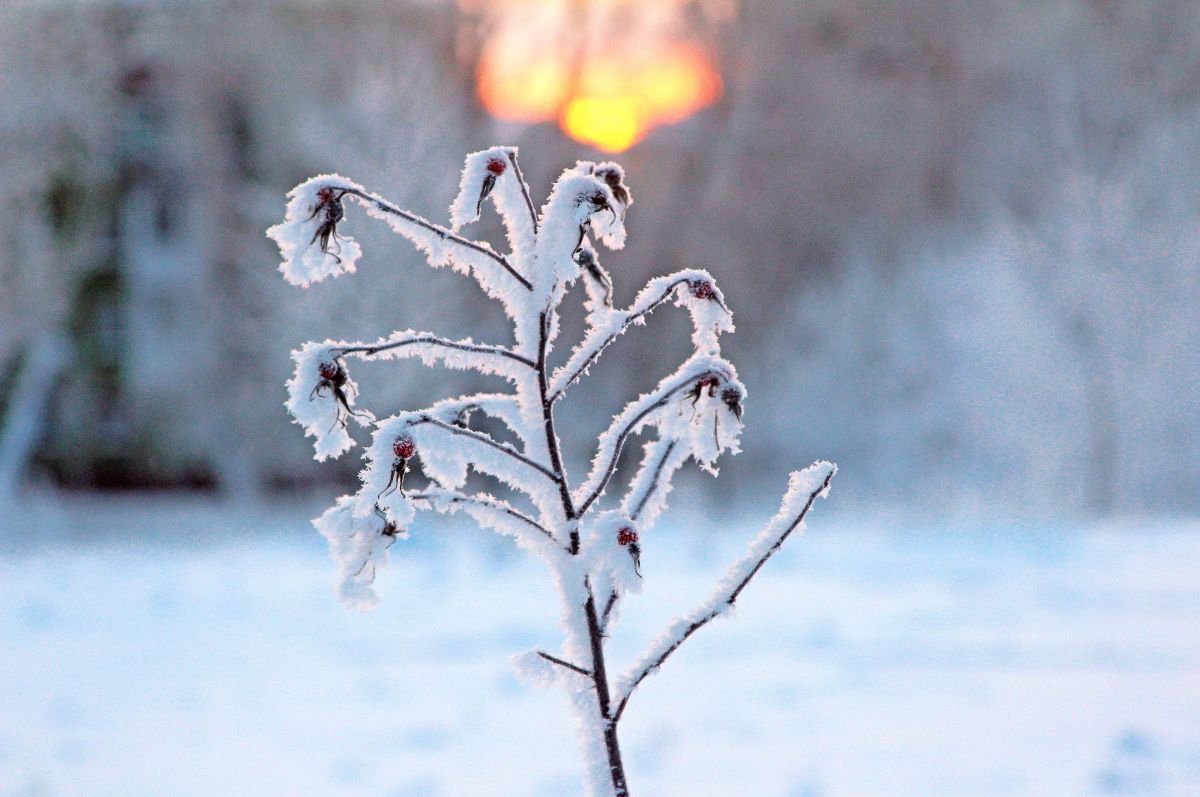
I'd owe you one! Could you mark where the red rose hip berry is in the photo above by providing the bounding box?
[318,360,341,381]
[689,280,715,300]
[486,157,507,176]
[617,527,638,547]
[393,435,416,460]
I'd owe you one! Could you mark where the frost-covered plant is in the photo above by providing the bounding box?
[269,147,836,796]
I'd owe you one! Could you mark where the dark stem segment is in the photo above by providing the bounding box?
[584,582,629,796]
[537,650,591,677]
[536,312,578,539]
[339,186,533,290]
[336,335,535,369]
[610,467,835,725]
[534,302,629,792]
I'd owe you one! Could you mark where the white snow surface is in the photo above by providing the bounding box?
[2,494,1199,797]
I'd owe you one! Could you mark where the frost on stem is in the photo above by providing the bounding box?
[573,353,746,516]
[335,329,534,381]
[313,495,410,610]
[550,268,734,401]
[274,146,835,796]
[537,172,624,291]
[410,486,557,557]
[268,175,364,287]
[356,412,559,527]
[620,436,692,530]
[451,146,538,261]
[611,462,837,720]
[285,342,374,462]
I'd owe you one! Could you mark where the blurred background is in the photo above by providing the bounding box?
[2,2,1198,796]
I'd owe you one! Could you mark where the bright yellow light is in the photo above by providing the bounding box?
[562,96,642,153]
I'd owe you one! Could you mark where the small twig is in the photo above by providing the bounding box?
[628,439,678,521]
[611,466,835,724]
[537,651,591,677]
[599,591,619,634]
[408,416,559,483]
[407,490,554,542]
[575,369,726,518]
[534,312,578,534]
[336,335,535,369]
[340,186,533,290]
[549,279,693,404]
[507,151,540,235]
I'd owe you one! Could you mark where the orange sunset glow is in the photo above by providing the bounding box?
[476,37,722,153]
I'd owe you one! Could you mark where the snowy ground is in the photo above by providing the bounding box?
[1,493,1198,797]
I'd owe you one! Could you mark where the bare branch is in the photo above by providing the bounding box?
[335,334,535,370]
[581,579,629,794]
[611,464,836,724]
[537,651,590,677]
[339,186,533,290]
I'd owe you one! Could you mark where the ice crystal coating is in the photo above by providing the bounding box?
[612,462,837,705]
[313,495,410,610]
